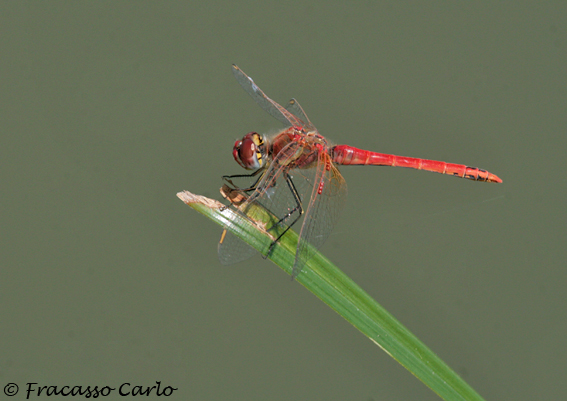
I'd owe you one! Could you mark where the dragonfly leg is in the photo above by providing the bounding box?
[264,173,303,258]
[222,168,265,193]
[220,168,266,211]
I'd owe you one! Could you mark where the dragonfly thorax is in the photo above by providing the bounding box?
[233,132,267,170]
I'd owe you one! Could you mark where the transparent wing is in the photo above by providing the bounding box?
[218,228,258,265]
[217,165,294,267]
[217,181,261,265]
[285,98,316,131]
[292,153,347,278]
[232,65,304,128]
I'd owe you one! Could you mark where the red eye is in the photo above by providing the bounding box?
[232,139,244,168]
[233,133,261,170]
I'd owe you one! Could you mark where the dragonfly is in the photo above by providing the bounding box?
[219,65,502,278]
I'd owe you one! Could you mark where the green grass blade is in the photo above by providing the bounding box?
[177,190,486,401]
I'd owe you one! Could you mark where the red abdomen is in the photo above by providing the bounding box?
[331,145,502,183]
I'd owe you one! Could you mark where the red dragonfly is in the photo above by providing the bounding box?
[219,65,502,278]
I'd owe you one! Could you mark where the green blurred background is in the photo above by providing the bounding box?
[2,2,565,400]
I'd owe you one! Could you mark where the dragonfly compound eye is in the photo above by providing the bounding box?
[233,132,265,170]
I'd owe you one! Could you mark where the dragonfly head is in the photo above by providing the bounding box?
[233,132,267,170]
